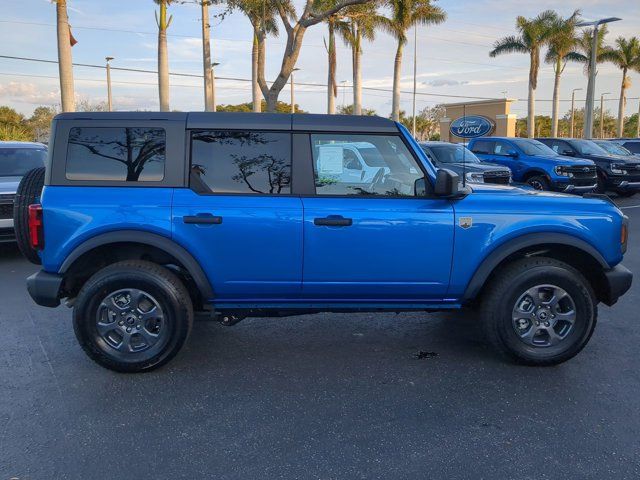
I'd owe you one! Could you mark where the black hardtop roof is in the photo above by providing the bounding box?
[54,112,398,133]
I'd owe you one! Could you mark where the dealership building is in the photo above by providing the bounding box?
[439,98,517,143]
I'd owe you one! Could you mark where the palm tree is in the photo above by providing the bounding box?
[381,0,446,122]
[490,10,557,138]
[601,37,640,137]
[545,10,581,137]
[154,0,173,111]
[200,1,215,111]
[338,3,385,115]
[55,0,75,112]
[315,0,343,114]
[233,0,286,112]
[572,25,611,77]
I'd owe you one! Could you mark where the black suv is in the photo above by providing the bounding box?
[537,138,640,197]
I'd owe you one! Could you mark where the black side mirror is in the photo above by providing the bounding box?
[434,169,460,197]
[414,177,428,196]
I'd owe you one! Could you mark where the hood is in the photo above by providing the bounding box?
[530,154,593,166]
[442,161,510,173]
[578,152,629,163]
[0,176,21,195]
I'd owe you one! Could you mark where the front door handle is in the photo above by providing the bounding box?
[314,215,352,227]
[183,214,223,225]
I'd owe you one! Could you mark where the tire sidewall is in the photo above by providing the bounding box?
[73,269,190,372]
[494,265,596,363]
[526,176,549,191]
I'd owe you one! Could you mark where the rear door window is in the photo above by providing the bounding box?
[66,127,165,181]
[190,131,291,194]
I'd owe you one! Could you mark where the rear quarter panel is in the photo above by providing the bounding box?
[40,186,173,272]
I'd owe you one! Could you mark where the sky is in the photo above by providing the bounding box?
[0,0,639,120]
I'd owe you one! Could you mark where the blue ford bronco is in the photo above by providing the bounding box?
[20,112,632,372]
[468,136,597,194]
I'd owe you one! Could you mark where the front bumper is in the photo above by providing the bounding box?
[601,264,633,306]
[27,270,63,307]
[556,183,598,194]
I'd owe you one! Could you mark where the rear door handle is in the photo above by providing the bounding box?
[183,214,223,225]
[314,215,352,227]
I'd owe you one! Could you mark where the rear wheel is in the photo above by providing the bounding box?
[13,167,45,264]
[525,175,550,191]
[73,260,193,373]
[480,257,597,366]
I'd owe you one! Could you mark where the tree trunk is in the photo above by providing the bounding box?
[327,21,336,114]
[352,26,362,115]
[617,68,627,137]
[157,1,171,112]
[392,40,403,122]
[265,90,279,113]
[551,58,562,137]
[251,33,261,112]
[56,0,75,112]
[201,1,214,111]
[527,81,535,138]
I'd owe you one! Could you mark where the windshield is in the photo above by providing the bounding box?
[424,144,481,164]
[358,146,388,167]
[0,147,47,177]
[569,139,609,156]
[509,138,557,156]
[594,141,632,156]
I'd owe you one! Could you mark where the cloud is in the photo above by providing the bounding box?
[424,79,469,87]
[0,82,59,105]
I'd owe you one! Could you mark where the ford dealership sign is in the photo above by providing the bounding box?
[450,115,495,138]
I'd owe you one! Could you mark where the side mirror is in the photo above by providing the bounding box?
[508,151,519,158]
[414,177,428,196]
[434,169,460,197]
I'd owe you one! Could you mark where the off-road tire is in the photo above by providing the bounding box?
[526,175,550,191]
[480,257,597,366]
[73,260,193,373]
[13,167,45,264]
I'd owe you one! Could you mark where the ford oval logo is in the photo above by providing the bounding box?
[450,115,495,138]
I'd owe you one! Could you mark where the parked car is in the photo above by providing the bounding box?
[468,137,597,193]
[22,112,631,372]
[0,141,47,243]
[419,141,512,185]
[593,140,640,158]
[537,138,640,197]
[608,139,640,156]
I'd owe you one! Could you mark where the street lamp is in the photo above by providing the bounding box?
[576,17,622,139]
[105,56,114,112]
[570,87,582,138]
[412,25,418,137]
[210,62,220,112]
[600,92,611,139]
[290,68,300,114]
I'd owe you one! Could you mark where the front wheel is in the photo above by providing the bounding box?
[73,260,193,372]
[480,257,597,366]
[525,175,550,191]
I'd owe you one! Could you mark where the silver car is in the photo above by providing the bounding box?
[0,141,47,242]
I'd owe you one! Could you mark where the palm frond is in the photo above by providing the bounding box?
[490,35,528,57]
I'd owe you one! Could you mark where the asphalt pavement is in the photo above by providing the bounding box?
[1,197,640,479]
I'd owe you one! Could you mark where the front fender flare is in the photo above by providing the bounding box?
[462,232,608,301]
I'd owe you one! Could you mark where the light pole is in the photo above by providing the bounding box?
[290,68,300,113]
[570,87,582,138]
[341,80,347,109]
[576,17,622,139]
[105,56,114,111]
[411,25,418,137]
[600,92,611,139]
[210,62,219,112]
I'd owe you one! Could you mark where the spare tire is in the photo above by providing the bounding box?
[13,167,45,265]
